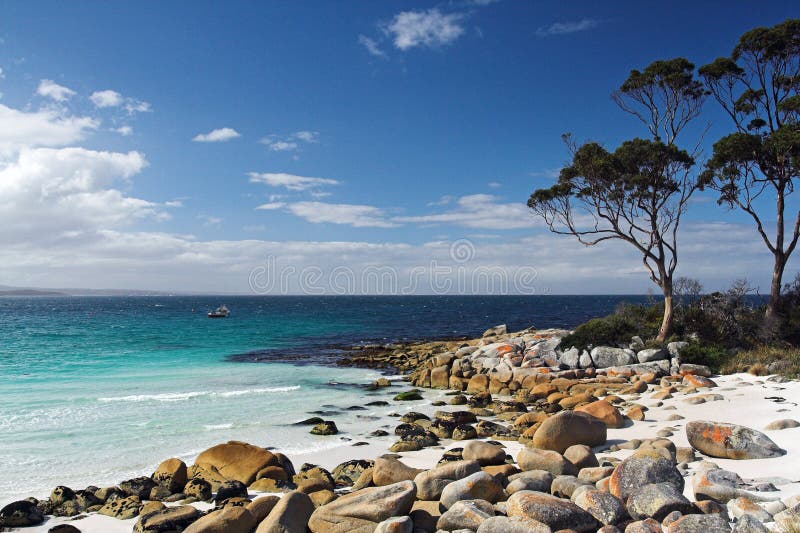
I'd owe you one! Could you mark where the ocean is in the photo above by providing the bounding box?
[0,294,648,504]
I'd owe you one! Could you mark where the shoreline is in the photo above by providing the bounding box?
[4,324,800,532]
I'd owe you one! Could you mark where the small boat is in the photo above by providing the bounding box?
[208,305,230,318]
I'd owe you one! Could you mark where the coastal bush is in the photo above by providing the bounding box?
[559,303,661,351]
[676,343,731,370]
[720,346,800,379]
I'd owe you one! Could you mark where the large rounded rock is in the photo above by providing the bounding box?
[686,421,785,460]
[134,505,201,533]
[517,448,577,476]
[195,441,279,485]
[440,471,504,509]
[255,490,314,533]
[413,460,481,501]
[573,489,627,526]
[626,482,694,521]
[666,513,731,533]
[506,490,599,532]
[0,500,45,527]
[375,516,414,533]
[152,458,188,494]
[437,499,495,531]
[332,459,374,487]
[609,454,684,501]
[184,478,212,501]
[98,495,142,519]
[531,411,607,453]
[506,470,554,495]
[476,515,552,533]
[576,400,625,429]
[372,457,422,486]
[120,477,156,499]
[215,480,248,503]
[184,506,256,533]
[463,440,507,466]
[591,347,635,368]
[307,480,416,533]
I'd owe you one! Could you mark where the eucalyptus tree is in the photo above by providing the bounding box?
[528,59,706,341]
[699,19,800,321]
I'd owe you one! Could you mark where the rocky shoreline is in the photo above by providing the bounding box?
[2,324,800,533]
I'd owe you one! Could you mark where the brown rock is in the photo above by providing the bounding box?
[532,410,607,453]
[576,401,625,429]
[506,490,599,532]
[372,457,422,486]
[195,441,278,485]
[152,458,188,494]
[308,480,416,533]
[255,490,315,533]
[183,506,256,533]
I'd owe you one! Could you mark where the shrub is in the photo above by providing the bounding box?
[677,343,731,370]
[559,303,660,351]
[720,345,800,378]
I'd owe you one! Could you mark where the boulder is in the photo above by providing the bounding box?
[531,411,607,453]
[48,525,82,533]
[374,516,414,533]
[255,490,314,533]
[667,342,688,358]
[506,471,554,495]
[440,471,504,509]
[591,347,635,369]
[310,421,338,435]
[437,499,495,531]
[692,468,753,504]
[626,482,695,521]
[626,518,664,533]
[133,505,201,533]
[183,506,256,533]
[414,460,482,501]
[98,495,142,519]
[307,480,416,533]
[0,500,45,527]
[152,458,188,494]
[686,421,785,460]
[575,400,625,429]
[764,419,800,430]
[573,489,627,526]
[666,513,731,533]
[195,441,278,485]
[476,515,553,533]
[610,454,684,501]
[517,448,577,476]
[184,478,213,501]
[637,349,667,363]
[732,515,769,533]
[246,496,280,523]
[215,480,248,503]
[483,324,508,337]
[332,459,374,487]
[372,457,422,486]
[506,490,599,532]
[463,440,507,466]
[564,444,599,470]
[120,477,156,499]
[293,465,335,493]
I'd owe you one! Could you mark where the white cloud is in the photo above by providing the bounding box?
[90,90,123,108]
[248,172,340,191]
[394,194,535,229]
[358,35,386,57]
[286,201,398,228]
[488,181,501,188]
[385,9,465,50]
[115,125,133,136]
[192,127,241,143]
[37,79,76,102]
[0,147,162,245]
[255,202,286,210]
[0,104,98,150]
[0,67,4,79]
[198,214,222,227]
[259,131,319,152]
[536,19,599,37]
[90,89,151,114]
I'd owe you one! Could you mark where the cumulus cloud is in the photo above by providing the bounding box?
[90,90,123,108]
[358,34,386,57]
[536,19,599,37]
[90,89,151,114]
[259,131,319,152]
[385,9,465,50]
[394,194,535,229]
[248,172,339,191]
[192,127,241,143]
[115,125,133,136]
[0,104,98,150]
[37,79,76,102]
[286,201,398,228]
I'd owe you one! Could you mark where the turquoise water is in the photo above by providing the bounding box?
[0,295,643,504]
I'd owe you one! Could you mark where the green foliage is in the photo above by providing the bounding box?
[677,343,730,370]
[559,303,661,351]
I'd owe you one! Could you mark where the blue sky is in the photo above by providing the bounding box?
[0,1,797,294]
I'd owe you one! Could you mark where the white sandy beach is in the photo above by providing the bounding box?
[15,372,800,533]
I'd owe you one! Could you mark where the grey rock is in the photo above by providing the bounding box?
[686,421,785,460]
[590,347,635,369]
[437,499,494,531]
[667,342,688,358]
[0,500,45,527]
[374,516,414,533]
[413,460,481,501]
[573,489,627,526]
[732,515,769,533]
[560,348,580,369]
[506,490,599,532]
[307,480,416,533]
[627,482,694,521]
[476,515,552,533]
[637,349,667,364]
[507,471,554,495]
[610,454,684,501]
[666,513,731,533]
[440,471,504,509]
